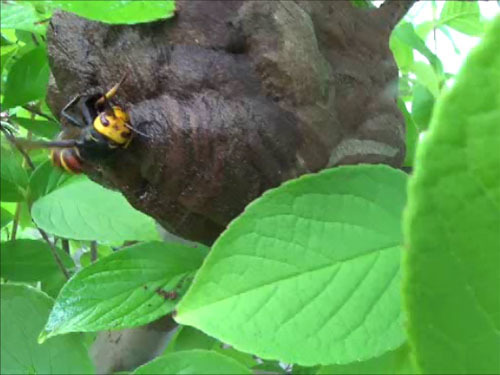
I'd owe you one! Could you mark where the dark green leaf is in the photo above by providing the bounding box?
[40,242,208,341]
[399,99,418,168]
[176,165,408,366]
[2,47,49,109]
[1,34,13,46]
[213,346,257,368]
[411,83,435,131]
[404,15,500,374]
[28,159,74,203]
[0,239,73,298]
[13,117,60,139]
[133,349,251,375]
[1,284,94,374]
[31,178,160,241]
[0,144,29,202]
[164,326,217,354]
[349,0,375,9]
[43,0,176,25]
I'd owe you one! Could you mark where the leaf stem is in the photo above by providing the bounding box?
[90,241,98,262]
[62,239,70,254]
[37,227,70,279]
[10,203,21,241]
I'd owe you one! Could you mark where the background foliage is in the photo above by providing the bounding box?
[1,1,499,374]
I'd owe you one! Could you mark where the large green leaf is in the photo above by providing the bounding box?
[176,165,408,366]
[439,1,483,36]
[133,349,251,375]
[0,144,29,202]
[1,284,94,374]
[404,16,500,374]
[1,239,73,298]
[43,0,175,24]
[31,178,159,241]
[317,343,415,374]
[2,47,50,109]
[40,242,207,341]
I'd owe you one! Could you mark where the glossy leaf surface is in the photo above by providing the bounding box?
[177,165,408,365]
[41,242,207,341]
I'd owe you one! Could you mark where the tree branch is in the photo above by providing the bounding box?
[378,0,417,30]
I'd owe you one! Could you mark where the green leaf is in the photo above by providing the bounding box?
[349,0,375,9]
[411,61,440,97]
[176,165,408,366]
[0,45,17,74]
[31,178,160,241]
[400,99,418,168]
[0,239,73,298]
[317,343,415,374]
[0,207,13,228]
[392,22,444,76]
[415,20,435,41]
[28,159,74,203]
[40,242,208,341]
[0,144,29,202]
[0,2,48,34]
[164,326,217,354]
[44,0,176,25]
[293,365,320,374]
[14,117,60,139]
[213,346,257,369]
[2,47,49,109]
[411,83,435,131]
[439,1,483,36]
[389,34,414,74]
[133,349,251,375]
[1,283,94,374]
[404,16,500,374]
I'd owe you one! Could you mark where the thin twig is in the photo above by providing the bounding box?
[37,227,70,279]
[62,239,70,254]
[0,125,36,170]
[10,203,21,241]
[90,241,98,262]
[378,0,417,30]
[21,105,56,122]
